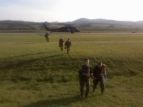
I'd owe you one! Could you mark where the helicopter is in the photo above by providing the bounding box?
[41,22,79,42]
[42,22,79,33]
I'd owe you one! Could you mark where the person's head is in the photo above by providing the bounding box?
[84,58,90,65]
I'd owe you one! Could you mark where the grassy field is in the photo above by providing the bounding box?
[0,32,143,107]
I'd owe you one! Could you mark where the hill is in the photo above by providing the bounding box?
[0,20,43,32]
[1,18,143,32]
[71,18,143,32]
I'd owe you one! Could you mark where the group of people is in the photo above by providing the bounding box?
[59,38,72,54]
[79,58,107,98]
[44,33,107,98]
[44,32,72,54]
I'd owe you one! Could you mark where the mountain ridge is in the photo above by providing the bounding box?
[1,18,143,32]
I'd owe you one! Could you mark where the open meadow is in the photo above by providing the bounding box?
[0,32,143,107]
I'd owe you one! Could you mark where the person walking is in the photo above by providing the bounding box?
[79,58,92,98]
[92,61,107,94]
[64,38,71,54]
[59,38,64,51]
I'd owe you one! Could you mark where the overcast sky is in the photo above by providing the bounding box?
[0,0,143,22]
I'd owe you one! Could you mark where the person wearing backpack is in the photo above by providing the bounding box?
[64,38,71,54]
[79,58,92,98]
[59,38,64,51]
[92,61,107,94]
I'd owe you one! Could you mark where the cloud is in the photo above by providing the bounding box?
[0,0,61,21]
[0,0,143,22]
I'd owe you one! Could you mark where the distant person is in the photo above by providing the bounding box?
[44,32,50,42]
[64,38,71,54]
[59,38,64,51]
[79,58,92,98]
[92,61,107,94]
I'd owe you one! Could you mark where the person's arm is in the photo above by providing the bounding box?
[92,66,97,79]
[64,42,67,48]
[79,66,83,78]
[79,69,82,77]
[90,67,93,79]
[103,64,107,78]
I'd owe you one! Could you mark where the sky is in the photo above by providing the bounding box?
[0,0,143,22]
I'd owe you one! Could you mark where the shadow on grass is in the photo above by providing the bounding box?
[4,52,62,61]
[0,53,63,70]
[23,95,81,107]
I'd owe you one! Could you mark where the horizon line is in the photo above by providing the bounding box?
[0,18,143,23]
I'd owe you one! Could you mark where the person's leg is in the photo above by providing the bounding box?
[60,46,63,51]
[80,79,85,98]
[85,79,90,97]
[93,79,99,92]
[67,47,70,54]
[61,46,63,51]
[67,48,69,54]
[100,77,105,94]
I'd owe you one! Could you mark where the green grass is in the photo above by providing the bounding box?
[0,32,143,107]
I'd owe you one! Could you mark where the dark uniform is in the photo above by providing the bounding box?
[59,38,64,51]
[64,39,71,54]
[79,64,92,98]
[93,63,107,94]
[45,32,49,42]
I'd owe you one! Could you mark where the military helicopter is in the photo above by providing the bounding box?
[41,22,79,42]
[42,22,79,34]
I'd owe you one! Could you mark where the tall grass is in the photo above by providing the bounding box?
[0,33,143,107]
